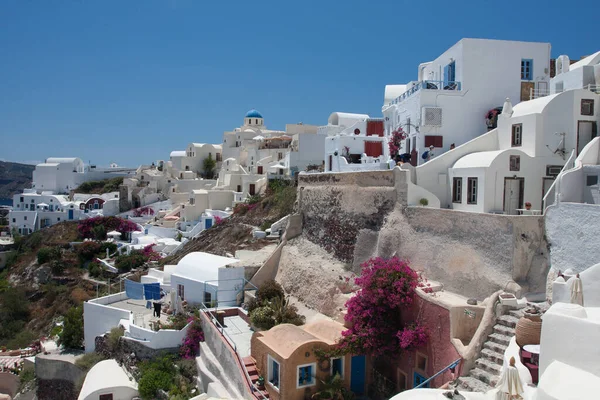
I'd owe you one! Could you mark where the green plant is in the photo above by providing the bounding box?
[115,252,147,272]
[75,352,107,372]
[18,364,35,392]
[419,198,429,207]
[246,194,262,205]
[58,306,84,349]
[250,296,305,330]
[312,373,354,400]
[50,260,65,275]
[138,354,176,399]
[37,246,61,264]
[92,225,107,240]
[88,261,104,278]
[6,330,36,350]
[106,326,124,353]
[202,153,217,179]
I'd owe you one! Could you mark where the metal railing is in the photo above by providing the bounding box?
[413,358,462,389]
[388,80,462,106]
[199,302,268,400]
[529,88,551,100]
[542,149,576,211]
[586,84,600,94]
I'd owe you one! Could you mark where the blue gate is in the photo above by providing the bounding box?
[205,218,213,229]
[350,355,366,394]
[68,209,74,220]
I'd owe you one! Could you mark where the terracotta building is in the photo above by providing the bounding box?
[250,320,369,400]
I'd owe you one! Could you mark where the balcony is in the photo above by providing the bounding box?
[386,80,462,107]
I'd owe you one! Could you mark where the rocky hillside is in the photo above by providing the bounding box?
[0,160,35,203]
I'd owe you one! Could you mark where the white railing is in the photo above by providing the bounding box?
[542,149,576,211]
[529,88,551,100]
[586,84,600,94]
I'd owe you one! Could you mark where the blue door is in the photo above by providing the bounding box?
[68,209,74,220]
[350,355,366,394]
[413,372,429,388]
[205,218,213,229]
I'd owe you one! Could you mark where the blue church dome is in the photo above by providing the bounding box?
[245,109,263,119]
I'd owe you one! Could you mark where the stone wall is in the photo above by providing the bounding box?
[298,170,400,263]
[35,355,85,400]
[545,202,600,274]
[296,170,549,300]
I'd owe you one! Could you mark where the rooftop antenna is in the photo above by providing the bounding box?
[546,132,566,160]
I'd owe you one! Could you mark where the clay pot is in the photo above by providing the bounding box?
[515,311,542,347]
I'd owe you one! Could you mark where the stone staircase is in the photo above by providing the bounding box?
[458,310,522,392]
[243,356,270,399]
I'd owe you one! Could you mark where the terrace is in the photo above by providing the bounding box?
[386,80,462,107]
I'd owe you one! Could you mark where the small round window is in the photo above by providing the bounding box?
[354,129,360,135]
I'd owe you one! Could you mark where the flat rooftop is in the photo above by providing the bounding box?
[222,315,253,358]
[110,298,171,329]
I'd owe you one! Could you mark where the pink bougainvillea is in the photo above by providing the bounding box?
[78,216,140,239]
[388,128,407,159]
[132,206,155,217]
[336,257,428,357]
[180,317,205,359]
[214,216,223,225]
[142,244,161,261]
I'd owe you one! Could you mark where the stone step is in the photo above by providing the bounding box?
[475,357,503,375]
[456,376,493,393]
[483,340,508,355]
[481,348,505,365]
[488,333,512,346]
[509,309,525,319]
[469,367,500,387]
[496,314,520,328]
[493,324,515,336]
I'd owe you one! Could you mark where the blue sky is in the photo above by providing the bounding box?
[1,0,598,166]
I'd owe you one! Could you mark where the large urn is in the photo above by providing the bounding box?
[515,308,542,347]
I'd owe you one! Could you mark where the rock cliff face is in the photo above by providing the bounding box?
[287,169,549,314]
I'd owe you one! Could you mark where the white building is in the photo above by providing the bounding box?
[170,252,245,307]
[321,112,390,172]
[9,190,85,234]
[32,157,135,194]
[77,359,138,400]
[408,88,599,214]
[550,51,600,94]
[382,38,551,166]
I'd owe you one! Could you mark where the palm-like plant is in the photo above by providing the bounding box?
[312,373,353,400]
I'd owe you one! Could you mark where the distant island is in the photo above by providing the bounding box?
[0,160,35,205]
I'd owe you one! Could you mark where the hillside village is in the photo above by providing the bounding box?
[0,38,599,400]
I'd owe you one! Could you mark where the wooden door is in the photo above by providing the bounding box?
[257,166,263,174]
[249,184,256,196]
[521,82,535,101]
[504,178,524,215]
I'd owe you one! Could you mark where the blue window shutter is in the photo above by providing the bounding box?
[522,59,533,80]
[443,65,449,85]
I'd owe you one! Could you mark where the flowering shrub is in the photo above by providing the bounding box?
[78,216,140,239]
[388,128,407,159]
[214,216,223,225]
[180,317,204,359]
[132,206,155,217]
[336,257,427,357]
[142,244,161,261]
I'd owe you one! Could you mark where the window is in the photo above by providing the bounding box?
[424,135,443,148]
[57,218,60,221]
[216,153,222,162]
[268,355,280,389]
[256,119,259,124]
[12,218,15,223]
[278,153,283,161]
[20,196,24,203]
[24,216,27,221]
[587,175,598,186]
[204,291,212,305]
[406,118,411,134]
[510,155,521,171]
[415,352,428,373]
[297,363,316,388]
[467,178,478,204]
[99,394,113,400]
[331,357,344,378]
[521,59,533,80]
[397,369,408,391]
[582,99,595,116]
[189,197,195,205]
[452,178,462,203]
[511,124,522,147]
[177,284,185,300]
